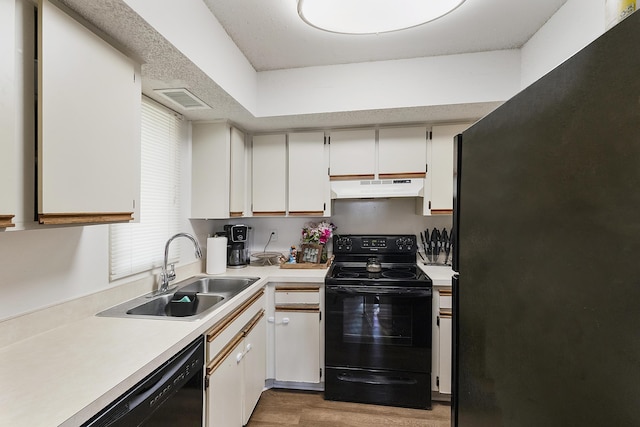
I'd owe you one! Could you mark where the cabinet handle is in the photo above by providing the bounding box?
[246,343,253,353]
[282,317,290,325]
[236,352,244,364]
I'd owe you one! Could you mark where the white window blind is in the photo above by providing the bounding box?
[109,98,183,281]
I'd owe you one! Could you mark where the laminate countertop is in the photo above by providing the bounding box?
[0,266,326,427]
[0,263,452,427]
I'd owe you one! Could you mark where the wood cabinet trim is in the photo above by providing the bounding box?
[378,172,426,179]
[0,215,15,228]
[430,209,453,215]
[275,303,320,313]
[439,309,453,318]
[287,211,325,216]
[206,287,265,343]
[206,331,244,375]
[439,289,452,296]
[329,174,375,181]
[38,212,133,225]
[275,286,321,293]
[229,211,244,217]
[207,310,265,375]
[242,310,265,336]
[252,211,286,216]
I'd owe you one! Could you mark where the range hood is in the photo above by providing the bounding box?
[331,178,424,199]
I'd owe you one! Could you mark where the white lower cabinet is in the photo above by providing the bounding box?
[275,310,320,383]
[270,285,322,385]
[431,287,453,395]
[242,316,266,425]
[205,288,266,427]
[207,336,244,427]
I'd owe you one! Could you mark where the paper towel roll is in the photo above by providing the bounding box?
[206,236,227,275]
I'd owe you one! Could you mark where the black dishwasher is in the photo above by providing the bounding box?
[82,336,205,427]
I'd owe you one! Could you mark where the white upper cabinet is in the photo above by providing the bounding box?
[329,127,427,181]
[37,0,140,225]
[252,134,286,215]
[191,123,231,219]
[229,127,247,217]
[288,131,329,216]
[192,123,247,219]
[0,0,16,228]
[328,129,376,179]
[423,123,471,215]
[378,126,427,178]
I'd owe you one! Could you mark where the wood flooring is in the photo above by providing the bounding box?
[246,389,451,427]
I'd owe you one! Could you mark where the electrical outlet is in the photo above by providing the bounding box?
[269,229,278,242]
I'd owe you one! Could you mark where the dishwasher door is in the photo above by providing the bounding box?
[82,336,205,427]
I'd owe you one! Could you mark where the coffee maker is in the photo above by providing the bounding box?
[223,224,249,268]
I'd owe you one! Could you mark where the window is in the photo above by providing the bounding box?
[109,98,183,280]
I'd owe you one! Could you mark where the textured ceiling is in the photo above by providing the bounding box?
[56,0,567,132]
[202,0,568,71]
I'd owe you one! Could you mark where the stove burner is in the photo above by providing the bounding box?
[381,270,416,279]
[337,272,360,278]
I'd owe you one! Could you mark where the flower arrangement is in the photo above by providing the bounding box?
[301,221,337,245]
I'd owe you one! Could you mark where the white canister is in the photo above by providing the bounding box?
[206,236,227,275]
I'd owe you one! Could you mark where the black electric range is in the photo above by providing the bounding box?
[324,234,433,410]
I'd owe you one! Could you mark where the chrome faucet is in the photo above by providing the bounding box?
[159,232,203,294]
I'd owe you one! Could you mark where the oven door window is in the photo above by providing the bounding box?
[325,286,431,373]
[342,295,413,346]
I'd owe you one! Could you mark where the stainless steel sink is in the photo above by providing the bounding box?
[178,277,259,296]
[125,294,225,317]
[97,276,260,320]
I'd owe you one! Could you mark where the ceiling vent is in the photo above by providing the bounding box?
[154,88,211,110]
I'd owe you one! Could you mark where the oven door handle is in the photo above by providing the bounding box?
[326,285,431,297]
[337,372,419,386]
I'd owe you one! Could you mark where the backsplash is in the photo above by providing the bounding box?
[198,198,452,256]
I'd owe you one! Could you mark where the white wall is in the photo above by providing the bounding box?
[257,51,521,116]
[124,0,522,117]
[521,0,605,88]
[201,199,452,257]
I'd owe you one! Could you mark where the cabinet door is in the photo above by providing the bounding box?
[438,311,453,394]
[252,134,286,215]
[243,315,266,425]
[329,129,375,179]
[38,0,140,225]
[192,123,231,219]
[0,0,16,228]
[229,127,246,217]
[428,124,470,214]
[288,132,327,215]
[378,126,427,179]
[206,337,244,427]
[275,309,320,383]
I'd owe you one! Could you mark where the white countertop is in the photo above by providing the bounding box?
[0,263,451,427]
[0,265,326,427]
[419,264,454,286]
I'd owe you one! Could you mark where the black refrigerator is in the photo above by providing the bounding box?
[452,10,640,427]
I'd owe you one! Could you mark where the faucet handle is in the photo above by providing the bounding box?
[167,263,176,281]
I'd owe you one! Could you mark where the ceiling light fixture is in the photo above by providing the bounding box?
[297,0,466,35]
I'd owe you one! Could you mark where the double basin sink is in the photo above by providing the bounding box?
[97,276,260,321]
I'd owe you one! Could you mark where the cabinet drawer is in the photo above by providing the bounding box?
[206,287,265,361]
[439,288,452,309]
[275,286,320,305]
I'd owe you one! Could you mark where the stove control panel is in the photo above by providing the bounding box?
[333,235,416,254]
[334,236,353,252]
